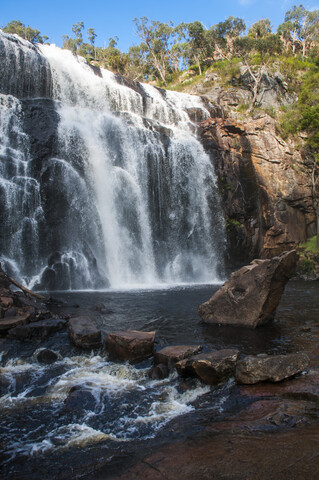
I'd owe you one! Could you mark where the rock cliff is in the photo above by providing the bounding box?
[198,111,315,264]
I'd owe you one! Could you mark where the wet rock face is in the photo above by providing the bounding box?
[105,330,155,362]
[68,316,102,349]
[199,115,315,263]
[236,352,310,384]
[198,250,298,328]
[0,32,52,99]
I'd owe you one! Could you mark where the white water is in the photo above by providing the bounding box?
[0,32,225,290]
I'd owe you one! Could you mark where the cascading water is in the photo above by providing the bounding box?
[0,31,225,290]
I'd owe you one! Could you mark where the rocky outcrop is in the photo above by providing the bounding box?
[198,250,298,327]
[236,352,310,384]
[199,114,315,263]
[105,330,156,362]
[68,316,102,349]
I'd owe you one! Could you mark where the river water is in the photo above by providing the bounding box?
[1,280,319,479]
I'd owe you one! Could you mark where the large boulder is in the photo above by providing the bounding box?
[68,316,102,349]
[105,330,155,362]
[176,349,239,385]
[198,250,298,328]
[235,352,310,384]
[154,345,203,367]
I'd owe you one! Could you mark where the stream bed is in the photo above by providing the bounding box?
[1,280,319,479]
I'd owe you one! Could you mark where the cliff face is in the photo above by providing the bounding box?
[199,114,315,264]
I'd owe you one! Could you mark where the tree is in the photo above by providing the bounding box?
[234,35,283,110]
[72,21,84,51]
[185,21,212,75]
[248,19,272,39]
[212,16,246,58]
[279,4,318,56]
[3,19,44,44]
[87,27,97,59]
[133,17,174,85]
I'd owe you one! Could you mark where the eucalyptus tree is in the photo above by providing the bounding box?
[211,16,246,58]
[87,27,97,59]
[277,4,318,56]
[248,19,272,39]
[133,17,174,85]
[3,19,44,43]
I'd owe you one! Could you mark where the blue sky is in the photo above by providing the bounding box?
[1,0,318,51]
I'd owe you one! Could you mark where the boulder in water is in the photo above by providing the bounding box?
[176,349,239,385]
[150,363,170,380]
[9,318,67,339]
[64,388,97,412]
[198,250,298,328]
[105,330,155,362]
[35,348,59,364]
[235,353,310,384]
[154,345,203,367]
[68,316,102,349]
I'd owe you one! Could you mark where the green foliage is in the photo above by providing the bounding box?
[300,236,319,253]
[226,218,242,231]
[298,255,316,275]
[210,58,241,84]
[279,64,319,150]
[3,19,46,44]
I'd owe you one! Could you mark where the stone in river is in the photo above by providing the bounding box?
[9,318,67,339]
[235,352,310,384]
[68,316,102,349]
[105,330,155,362]
[154,345,203,367]
[35,348,59,364]
[198,250,298,328]
[176,349,239,385]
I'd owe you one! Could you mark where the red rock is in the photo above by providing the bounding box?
[0,296,13,308]
[235,352,310,384]
[176,349,239,385]
[105,330,155,362]
[154,345,202,366]
[68,316,101,349]
[198,250,298,327]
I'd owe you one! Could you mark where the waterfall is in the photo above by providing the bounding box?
[0,31,225,290]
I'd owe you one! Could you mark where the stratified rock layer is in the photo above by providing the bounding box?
[198,250,298,327]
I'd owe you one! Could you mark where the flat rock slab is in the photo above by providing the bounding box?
[235,352,310,384]
[176,349,239,385]
[68,316,101,349]
[105,330,155,362]
[154,345,202,366]
[0,314,29,332]
[198,250,298,327]
[9,318,67,339]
